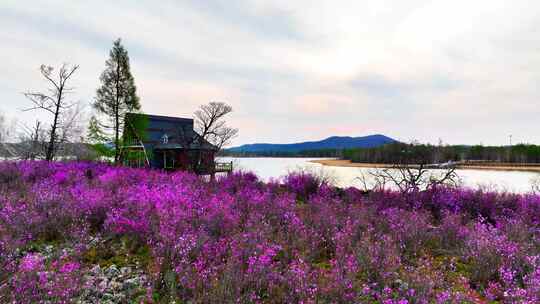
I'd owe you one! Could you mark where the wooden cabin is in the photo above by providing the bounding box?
[119,113,232,176]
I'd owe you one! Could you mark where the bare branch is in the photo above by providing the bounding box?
[22,63,80,161]
[39,65,60,91]
[174,101,239,174]
[22,92,57,114]
[366,142,460,193]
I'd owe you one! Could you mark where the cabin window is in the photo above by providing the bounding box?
[161,134,169,144]
[163,151,175,169]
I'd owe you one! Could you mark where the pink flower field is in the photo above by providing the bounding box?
[0,161,539,303]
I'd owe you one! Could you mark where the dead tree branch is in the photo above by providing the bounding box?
[366,143,460,193]
[23,64,79,161]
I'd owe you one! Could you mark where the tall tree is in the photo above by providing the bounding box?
[93,38,140,163]
[23,64,79,161]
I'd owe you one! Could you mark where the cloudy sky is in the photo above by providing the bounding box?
[1,0,539,146]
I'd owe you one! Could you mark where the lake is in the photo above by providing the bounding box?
[219,157,540,193]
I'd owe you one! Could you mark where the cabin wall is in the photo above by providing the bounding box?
[150,149,216,173]
[148,145,163,169]
[177,150,189,170]
[201,150,215,168]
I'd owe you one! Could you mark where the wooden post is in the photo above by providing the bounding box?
[227,161,233,176]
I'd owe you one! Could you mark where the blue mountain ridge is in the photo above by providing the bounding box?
[227,134,397,153]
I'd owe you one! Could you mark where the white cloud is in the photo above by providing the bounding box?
[1,0,539,145]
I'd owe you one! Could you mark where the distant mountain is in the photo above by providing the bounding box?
[227,135,397,153]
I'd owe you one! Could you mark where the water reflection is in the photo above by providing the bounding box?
[219,157,540,193]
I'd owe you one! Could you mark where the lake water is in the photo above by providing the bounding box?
[219,157,540,193]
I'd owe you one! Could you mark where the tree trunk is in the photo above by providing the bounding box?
[114,104,119,163]
[114,62,121,164]
[46,92,62,161]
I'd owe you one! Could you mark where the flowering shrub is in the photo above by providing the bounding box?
[0,160,539,303]
[2,252,82,303]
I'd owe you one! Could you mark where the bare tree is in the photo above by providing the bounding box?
[0,112,19,159]
[57,102,86,146]
[531,176,540,193]
[367,164,459,194]
[0,112,7,144]
[57,102,94,160]
[194,102,238,151]
[0,112,17,144]
[13,106,88,161]
[17,121,47,160]
[365,142,460,193]
[23,64,79,161]
[0,112,6,144]
[169,102,237,173]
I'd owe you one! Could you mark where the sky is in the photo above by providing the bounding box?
[1,0,540,146]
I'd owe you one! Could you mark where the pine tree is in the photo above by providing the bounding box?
[92,38,141,163]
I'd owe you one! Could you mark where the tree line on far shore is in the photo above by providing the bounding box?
[342,142,540,164]
[223,141,540,164]
[220,148,343,158]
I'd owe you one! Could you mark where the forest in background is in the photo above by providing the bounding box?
[223,142,540,165]
[342,142,540,164]
[220,148,343,158]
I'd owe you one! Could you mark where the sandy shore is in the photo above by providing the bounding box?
[310,159,540,173]
[310,159,393,168]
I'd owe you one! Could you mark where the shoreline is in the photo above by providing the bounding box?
[310,159,540,173]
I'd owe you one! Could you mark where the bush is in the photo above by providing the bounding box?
[0,161,539,302]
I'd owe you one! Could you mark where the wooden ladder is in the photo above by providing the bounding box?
[121,120,150,167]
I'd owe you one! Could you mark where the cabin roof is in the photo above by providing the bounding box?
[125,113,217,151]
[133,113,194,124]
